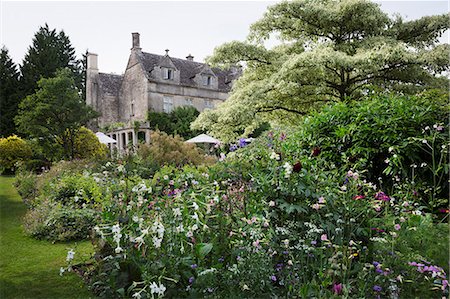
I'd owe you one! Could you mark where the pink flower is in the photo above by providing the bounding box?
[394,224,401,231]
[312,203,320,210]
[318,197,326,204]
[321,234,328,241]
[332,283,343,294]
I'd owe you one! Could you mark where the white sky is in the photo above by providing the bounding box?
[1,0,448,74]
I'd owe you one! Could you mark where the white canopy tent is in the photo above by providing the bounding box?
[185,134,222,144]
[95,132,117,144]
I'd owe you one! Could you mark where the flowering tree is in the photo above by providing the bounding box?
[192,0,449,141]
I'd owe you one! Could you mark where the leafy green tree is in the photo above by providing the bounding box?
[0,47,20,137]
[15,69,98,160]
[148,106,201,139]
[19,24,82,97]
[192,0,450,141]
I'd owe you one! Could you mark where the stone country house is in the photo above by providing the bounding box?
[86,32,239,151]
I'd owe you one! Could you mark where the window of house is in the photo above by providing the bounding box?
[163,96,173,113]
[185,98,193,106]
[131,103,134,116]
[163,68,173,80]
[204,99,214,108]
[203,75,212,86]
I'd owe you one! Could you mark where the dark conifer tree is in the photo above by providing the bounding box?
[0,47,20,137]
[19,23,81,97]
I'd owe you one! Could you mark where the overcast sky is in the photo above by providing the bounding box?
[1,0,448,74]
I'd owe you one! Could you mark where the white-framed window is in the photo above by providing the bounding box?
[163,96,173,113]
[163,68,174,80]
[185,98,193,106]
[203,75,212,86]
[204,99,214,108]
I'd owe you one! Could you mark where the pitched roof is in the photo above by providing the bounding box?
[98,73,123,96]
[138,51,236,92]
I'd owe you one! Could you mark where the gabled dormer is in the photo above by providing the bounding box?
[194,64,218,89]
[150,50,180,83]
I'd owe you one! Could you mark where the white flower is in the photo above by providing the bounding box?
[422,139,427,144]
[59,267,65,276]
[113,233,122,243]
[242,284,250,291]
[269,201,275,207]
[420,162,427,167]
[270,151,280,160]
[132,292,141,299]
[283,162,293,178]
[340,185,347,191]
[111,224,121,234]
[173,207,181,217]
[115,246,123,254]
[191,224,199,231]
[141,228,149,235]
[384,158,390,164]
[287,260,293,266]
[192,202,199,210]
[176,224,185,233]
[163,175,169,180]
[192,212,199,221]
[388,147,394,153]
[132,215,139,223]
[150,282,166,296]
[186,231,193,238]
[135,236,144,244]
[152,236,162,248]
[66,249,75,262]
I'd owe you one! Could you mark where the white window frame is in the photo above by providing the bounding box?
[163,96,173,113]
[163,68,173,80]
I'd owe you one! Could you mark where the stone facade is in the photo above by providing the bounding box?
[86,32,239,150]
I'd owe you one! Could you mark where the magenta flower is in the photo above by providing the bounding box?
[321,234,328,241]
[394,224,401,231]
[332,283,343,294]
[375,191,390,201]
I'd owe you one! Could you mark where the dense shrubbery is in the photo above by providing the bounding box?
[13,92,448,297]
[137,131,215,172]
[17,160,104,241]
[73,126,108,160]
[289,91,449,212]
[148,106,201,140]
[0,135,32,174]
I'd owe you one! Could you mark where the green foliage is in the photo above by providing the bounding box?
[19,23,82,98]
[148,106,201,140]
[0,47,20,137]
[15,68,99,161]
[137,130,215,169]
[23,200,97,242]
[0,135,32,174]
[290,91,449,211]
[73,126,108,160]
[193,0,450,140]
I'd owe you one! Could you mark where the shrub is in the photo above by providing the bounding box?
[0,135,32,173]
[148,106,201,140]
[14,170,38,206]
[73,126,108,160]
[23,200,97,242]
[137,130,216,168]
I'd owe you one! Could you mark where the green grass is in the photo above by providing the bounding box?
[0,176,95,299]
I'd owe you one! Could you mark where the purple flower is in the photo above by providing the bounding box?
[271,275,277,282]
[376,268,383,274]
[311,240,317,245]
[191,264,197,269]
[373,285,382,292]
[218,257,224,262]
[238,138,247,148]
[373,261,380,267]
[229,144,238,152]
[189,277,195,284]
[279,133,286,141]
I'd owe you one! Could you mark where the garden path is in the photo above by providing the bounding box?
[0,176,94,299]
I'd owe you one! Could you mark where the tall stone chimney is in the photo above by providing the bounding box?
[186,54,194,61]
[86,52,99,120]
[131,32,141,50]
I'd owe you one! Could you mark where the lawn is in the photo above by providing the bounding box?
[0,176,94,299]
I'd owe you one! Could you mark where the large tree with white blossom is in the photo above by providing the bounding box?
[192,0,450,141]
